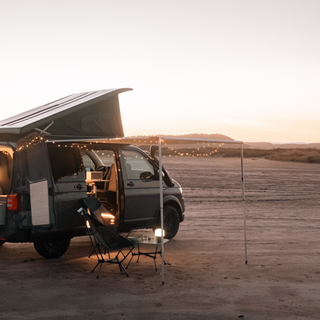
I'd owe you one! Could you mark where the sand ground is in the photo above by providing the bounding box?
[1,157,320,320]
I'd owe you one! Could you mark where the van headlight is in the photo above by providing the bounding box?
[178,187,183,194]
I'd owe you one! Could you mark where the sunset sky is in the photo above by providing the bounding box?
[1,1,319,142]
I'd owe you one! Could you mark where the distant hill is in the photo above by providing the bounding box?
[170,133,234,141]
[131,133,234,141]
[131,133,320,163]
[244,142,274,149]
[160,134,320,149]
[245,142,320,149]
[129,133,238,148]
[212,148,320,163]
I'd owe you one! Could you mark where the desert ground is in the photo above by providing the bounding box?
[1,157,320,320]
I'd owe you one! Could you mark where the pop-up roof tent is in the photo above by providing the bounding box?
[0,88,132,142]
[0,88,247,284]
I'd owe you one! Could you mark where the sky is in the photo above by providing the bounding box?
[1,0,320,143]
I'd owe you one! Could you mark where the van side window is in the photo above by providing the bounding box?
[120,150,155,180]
[47,145,83,182]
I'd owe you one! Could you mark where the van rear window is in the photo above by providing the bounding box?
[47,145,83,182]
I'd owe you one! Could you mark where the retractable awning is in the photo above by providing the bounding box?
[43,135,243,145]
[0,88,132,141]
[45,135,246,285]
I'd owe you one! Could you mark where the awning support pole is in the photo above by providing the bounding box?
[241,144,248,264]
[158,138,165,284]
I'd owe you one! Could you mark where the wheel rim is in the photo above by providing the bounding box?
[164,213,175,233]
[46,240,65,250]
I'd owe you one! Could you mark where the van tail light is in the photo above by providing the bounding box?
[7,194,21,212]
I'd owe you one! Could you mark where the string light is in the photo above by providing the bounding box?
[16,133,44,151]
[151,142,229,158]
[16,134,232,162]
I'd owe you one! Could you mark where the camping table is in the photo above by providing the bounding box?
[126,237,169,271]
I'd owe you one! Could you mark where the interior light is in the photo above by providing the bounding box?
[101,213,115,219]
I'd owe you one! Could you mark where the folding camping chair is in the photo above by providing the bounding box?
[78,198,136,278]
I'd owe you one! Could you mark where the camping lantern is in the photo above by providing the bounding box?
[154,228,165,237]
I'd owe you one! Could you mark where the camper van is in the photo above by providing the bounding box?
[0,89,185,258]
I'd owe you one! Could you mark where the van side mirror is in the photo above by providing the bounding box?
[150,169,164,181]
[140,171,153,180]
[150,145,158,159]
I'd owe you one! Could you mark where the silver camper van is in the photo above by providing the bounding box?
[0,89,185,258]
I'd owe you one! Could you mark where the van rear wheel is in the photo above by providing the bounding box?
[0,240,5,246]
[33,238,71,259]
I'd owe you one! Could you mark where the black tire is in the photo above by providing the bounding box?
[162,205,180,239]
[33,238,71,259]
[0,240,5,246]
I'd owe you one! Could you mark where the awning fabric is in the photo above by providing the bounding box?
[44,136,243,145]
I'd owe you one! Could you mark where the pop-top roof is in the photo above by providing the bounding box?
[0,88,132,141]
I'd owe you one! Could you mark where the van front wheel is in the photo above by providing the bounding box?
[33,238,71,259]
[161,205,180,239]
